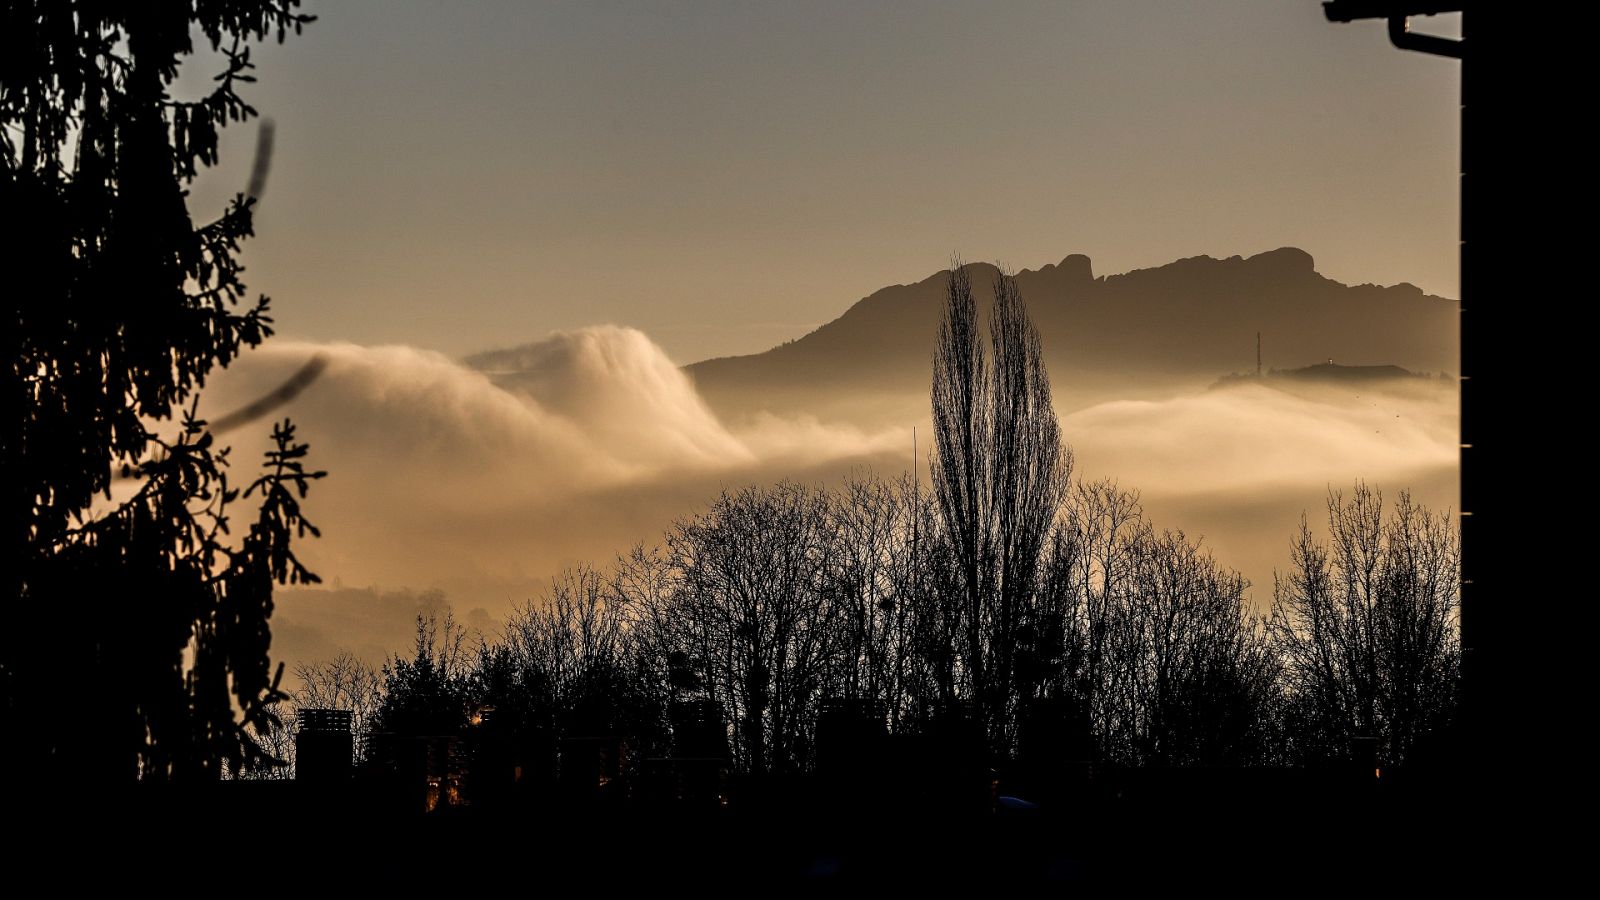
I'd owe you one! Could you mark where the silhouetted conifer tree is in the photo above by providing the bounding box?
[1,1,319,779]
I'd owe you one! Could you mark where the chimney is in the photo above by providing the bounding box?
[295,708,353,782]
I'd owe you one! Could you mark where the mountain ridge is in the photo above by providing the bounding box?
[678,247,1455,420]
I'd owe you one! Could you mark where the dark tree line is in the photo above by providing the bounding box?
[287,475,1454,780]
[282,265,1458,780]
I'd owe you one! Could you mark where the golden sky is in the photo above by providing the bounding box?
[180,1,1460,364]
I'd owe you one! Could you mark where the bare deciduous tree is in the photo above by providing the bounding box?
[654,483,841,774]
[1038,481,1278,766]
[1270,484,1459,766]
[823,473,921,727]
[500,566,651,736]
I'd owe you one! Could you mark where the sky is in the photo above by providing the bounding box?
[181,0,1462,364]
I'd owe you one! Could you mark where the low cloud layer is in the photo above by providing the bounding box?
[1062,379,1457,606]
[198,328,1456,669]
[200,328,907,666]
[1065,378,1455,498]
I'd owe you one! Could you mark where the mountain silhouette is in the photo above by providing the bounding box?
[682,247,1456,420]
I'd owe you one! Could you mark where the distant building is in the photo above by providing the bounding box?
[367,733,465,812]
[558,734,629,797]
[814,697,886,778]
[295,708,352,782]
[638,699,730,809]
[669,698,729,760]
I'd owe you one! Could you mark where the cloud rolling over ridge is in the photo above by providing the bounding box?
[200,327,905,623]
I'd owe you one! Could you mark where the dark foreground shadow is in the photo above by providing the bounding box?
[22,763,1511,890]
